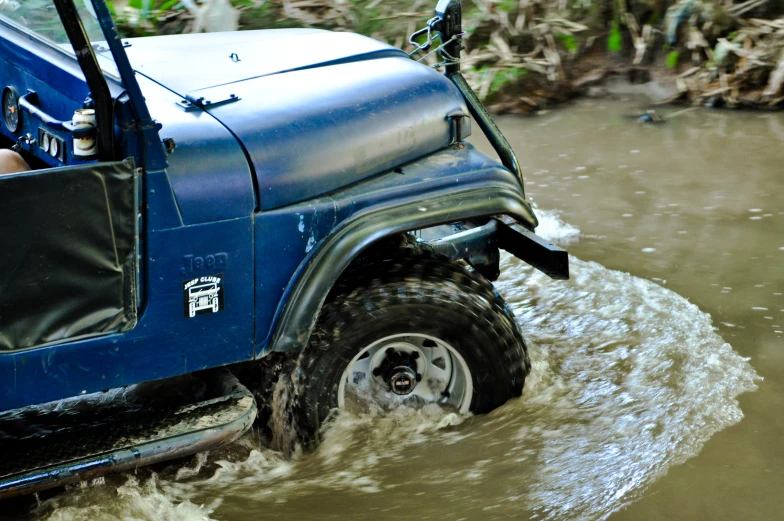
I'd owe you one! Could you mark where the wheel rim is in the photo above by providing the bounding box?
[337,334,473,414]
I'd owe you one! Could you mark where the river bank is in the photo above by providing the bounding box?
[116,0,784,113]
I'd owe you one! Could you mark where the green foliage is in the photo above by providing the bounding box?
[237,1,301,30]
[607,21,622,52]
[159,0,180,10]
[666,50,679,69]
[489,67,528,96]
[351,8,385,37]
[497,0,519,12]
[124,0,185,25]
[556,32,578,53]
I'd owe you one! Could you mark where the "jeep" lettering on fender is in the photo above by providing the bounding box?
[181,253,228,275]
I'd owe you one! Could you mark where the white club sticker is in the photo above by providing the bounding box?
[183,274,224,318]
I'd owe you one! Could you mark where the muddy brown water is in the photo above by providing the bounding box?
[9,98,782,521]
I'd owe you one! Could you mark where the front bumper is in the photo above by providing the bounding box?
[427,216,569,280]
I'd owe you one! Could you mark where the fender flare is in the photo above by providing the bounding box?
[267,185,537,353]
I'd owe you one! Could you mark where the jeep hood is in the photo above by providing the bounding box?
[125,29,404,94]
[127,30,469,211]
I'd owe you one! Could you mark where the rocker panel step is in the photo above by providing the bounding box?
[0,370,256,499]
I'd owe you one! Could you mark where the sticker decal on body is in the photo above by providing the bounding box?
[183,274,224,318]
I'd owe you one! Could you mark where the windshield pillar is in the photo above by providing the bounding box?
[53,0,114,161]
[88,0,167,172]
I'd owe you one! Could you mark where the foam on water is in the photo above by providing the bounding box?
[494,255,759,519]
[23,209,759,521]
[529,207,581,246]
[30,475,219,521]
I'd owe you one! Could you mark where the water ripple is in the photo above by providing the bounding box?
[26,210,759,521]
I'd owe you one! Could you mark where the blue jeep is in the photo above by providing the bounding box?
[0,0,567,498]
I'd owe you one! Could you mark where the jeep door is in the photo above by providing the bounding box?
[0,0,256,411]
[0,1,139,352]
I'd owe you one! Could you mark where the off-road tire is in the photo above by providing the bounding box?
[295,254,530,446]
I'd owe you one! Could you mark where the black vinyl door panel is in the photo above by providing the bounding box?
[0,158,138,351]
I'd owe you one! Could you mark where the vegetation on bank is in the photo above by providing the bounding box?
[115,0,784,110]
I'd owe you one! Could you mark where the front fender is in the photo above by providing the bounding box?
[268,184,536,353]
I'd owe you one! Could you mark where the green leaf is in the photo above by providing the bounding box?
[666,50,679,69]
[556,32,578,53]
[489,67,528,96]
[157,0,179,10]
[607,21,623,52]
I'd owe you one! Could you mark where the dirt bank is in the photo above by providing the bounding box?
[117,0,784,112]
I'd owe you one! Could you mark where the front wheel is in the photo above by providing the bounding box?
[295,255,530,445]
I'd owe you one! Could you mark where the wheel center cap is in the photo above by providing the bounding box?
[373,347,423,395]
[390,368,417,395]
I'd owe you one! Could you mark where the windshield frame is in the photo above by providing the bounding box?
[0,0,120,80]
[0,0,168,169]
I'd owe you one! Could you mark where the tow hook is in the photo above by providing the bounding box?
[373,348,423,395]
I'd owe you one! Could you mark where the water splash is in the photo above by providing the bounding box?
[32,475,218,521]
[494,253,759,520]
[531,206,581,246]
[21,209,759,521]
